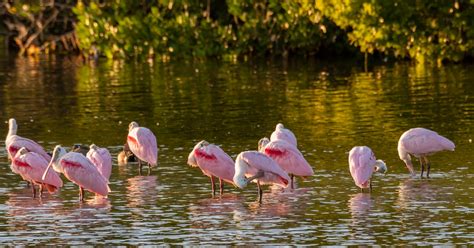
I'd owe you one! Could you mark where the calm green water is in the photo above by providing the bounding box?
[0,55,473,245]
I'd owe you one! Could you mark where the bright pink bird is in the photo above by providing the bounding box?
[234,151,290,203]
[348,146,387,192]
[87,144,112,181]
[42,145,110,201]
[398,127,455,178]
[5,118,50,161]
[127,121,158,174]
[187,140,235,195]
[11,147,63,198]
[258,137,313,189]
[270,123,297,147]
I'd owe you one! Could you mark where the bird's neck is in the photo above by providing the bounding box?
[7,125,17,138]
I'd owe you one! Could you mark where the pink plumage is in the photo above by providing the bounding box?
[262,139,314,177]
[5,119,50,161]
[12,150,63,192]
[87,144,112,181]
[127,122,158,166]
[237,151,290,188]
[58,152,110,197]
[270,123,297,147]
[398,127,455,176]
[348,146,377,189]
[187,141,235,184]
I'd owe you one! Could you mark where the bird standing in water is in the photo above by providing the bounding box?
[187,140,235,196]
[234,151,290,203]
[348,146,387,192]
[127,121,158,174]
[398,128,455,178]
[42,145,110,201]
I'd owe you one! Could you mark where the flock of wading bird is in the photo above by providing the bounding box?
[4,118,455,203]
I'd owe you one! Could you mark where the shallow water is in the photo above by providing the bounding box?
[0,56,473,245]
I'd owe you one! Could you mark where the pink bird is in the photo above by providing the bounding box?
[86,144,112,181]
[258,137,313,189]
[270,123,297,147]
[5,118,50,161]
[11,147,63,198]
[187,140,235,195]
[398,127,455,178]
[234,151,290,203]
[127,121,158,174]
[42,145,110,201]
[348,146,387,192]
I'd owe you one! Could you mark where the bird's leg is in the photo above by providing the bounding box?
[39,184,44,198]
[290,174,294,189]
[219,178,224,195]
[420,158,425,178]
[425,157,431,178]
[210,176,216,196]
[79,186,84,201]
[31,182,36,198]
[369,180,373,192]
[257,180,263,204]
[138,160,142,175]
[147,163,151,176]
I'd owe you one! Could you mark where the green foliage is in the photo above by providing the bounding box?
[317,0,474,63]
[73,0,332,59]
[73,0,474,62]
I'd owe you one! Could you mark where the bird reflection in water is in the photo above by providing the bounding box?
[126,175,159,208]
[348,193,376,243]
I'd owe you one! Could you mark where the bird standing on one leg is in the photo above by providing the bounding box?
[127,121,158,175]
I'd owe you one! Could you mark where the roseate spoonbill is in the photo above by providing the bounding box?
[12,147,63,198]
[87,144,112,181]
[42,145,110,201]
[270,123,297,147]
[258,137,313,189]
[72,144,89,156]
[187,140,235,196]
[118,142,137,164]
[5,118,50,161]
[348,146,387,192]
[127,121,158,174]
[398,128,455,178]
[234,151,290,203]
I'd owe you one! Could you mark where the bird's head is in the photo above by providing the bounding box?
[375,160,388,174]
[17,147,29,156]
[7,118,17,136]
[257,137,270,152]
[129,121,139,131]
[42,145,66,180]
[89,143,98,151]
[276,123,284,130]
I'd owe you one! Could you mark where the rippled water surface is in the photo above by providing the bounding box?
[0,55,473,245]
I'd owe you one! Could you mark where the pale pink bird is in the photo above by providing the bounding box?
[234,151,290,203]
[270,123,297,147]
[348,146,387,192]
[258,137,313,189]
[42,145,110,201]
[87,144,112,181]
[398,127,455,178]
[187,140,235,195]
[127,121,158,174]
[11,147,63,197]
[5,118,50,161]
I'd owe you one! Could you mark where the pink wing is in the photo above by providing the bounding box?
[6,135,51,161]
[194,144,235,184]
[263,140,314,176]
[240,151,290,188]
[400,128,455,155]
[270,128,297,147]
[12,152,63,188]
[348,146,375,189]
[60,152,110,196]
[127,127,158,166]
[87,147,112,181]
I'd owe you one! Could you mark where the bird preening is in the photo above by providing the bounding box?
[4,118,458,204]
